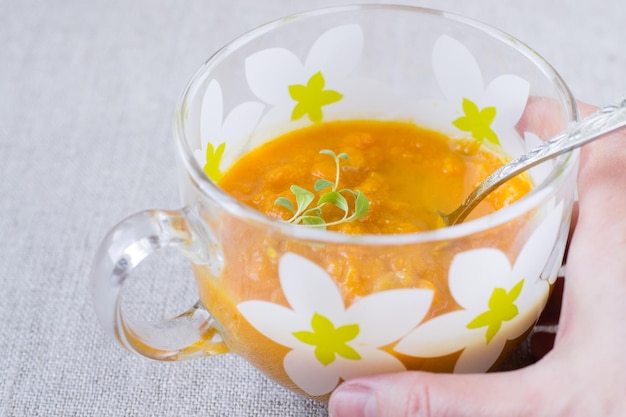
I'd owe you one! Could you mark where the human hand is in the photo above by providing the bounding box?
[329,102,626,417]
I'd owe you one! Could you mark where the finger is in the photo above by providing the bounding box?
[557,118,626,345]
[516,97,596,135]
[329,368,553,417]
[516,96,569,138]
[576,101,598,118]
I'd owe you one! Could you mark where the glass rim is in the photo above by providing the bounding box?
[173,3,579,246]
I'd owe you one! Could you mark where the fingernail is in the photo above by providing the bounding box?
[329,384,377,417]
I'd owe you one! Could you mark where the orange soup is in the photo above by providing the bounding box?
[192,120,534,399]
[218,120,531,233]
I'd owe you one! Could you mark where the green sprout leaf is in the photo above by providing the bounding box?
[291,185,315,215]
[274,149,370,229]
[318,191,349,213]
[300,216,326,227]
[353,190,370,218]
[274,197,295,214]
[314,179,334,191]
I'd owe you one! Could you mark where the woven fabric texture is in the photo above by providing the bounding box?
[1,0,623,415]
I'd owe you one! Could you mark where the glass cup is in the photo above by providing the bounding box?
[91,4,579,400]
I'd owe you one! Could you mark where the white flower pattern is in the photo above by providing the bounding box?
[237,253,434,396]
[193,79,264,181]
[394,202,564,372]
[413,35,530,157]
[243,24,366,140]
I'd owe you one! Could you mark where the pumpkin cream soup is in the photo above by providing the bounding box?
[193,120,535,398]
[218,120,531,233]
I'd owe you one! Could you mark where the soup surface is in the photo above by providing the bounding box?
[218,120,531,233]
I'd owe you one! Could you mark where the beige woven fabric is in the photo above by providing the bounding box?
[0,0,623,415]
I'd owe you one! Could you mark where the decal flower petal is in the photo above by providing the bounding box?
[245,24,362,130]
[448,248,514,310]
[432,34,484,104]
[345,289,434,346]
[395,203,564,372]
[279,252,345,319]
[238,252,433,396]
[304,24,363,78]
[515,201,565,285]
[282,348,341,396]
[193,79,264,181]
[235,301,307,349]
[245,48,305,106]
[281,345,407,397]
[430,35,530,155]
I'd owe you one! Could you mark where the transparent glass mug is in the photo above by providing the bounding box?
[91,5,579,400]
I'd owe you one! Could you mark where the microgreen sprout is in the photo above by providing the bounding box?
[274,150,369,229]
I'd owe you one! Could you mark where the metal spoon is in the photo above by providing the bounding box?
[441,98,626,226]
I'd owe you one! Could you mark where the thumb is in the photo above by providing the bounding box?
[328,368,549,417]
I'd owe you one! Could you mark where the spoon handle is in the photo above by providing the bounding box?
[444,98,626,225]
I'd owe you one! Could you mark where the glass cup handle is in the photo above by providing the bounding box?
[90,208,229,361]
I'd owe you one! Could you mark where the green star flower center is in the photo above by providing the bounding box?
[203,141,226,181]
[466,279,524,344]
[288,71,343,123]
[293,312,361,366]
[452,97,500,145]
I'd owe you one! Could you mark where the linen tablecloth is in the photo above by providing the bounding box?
[1,0,624,415]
